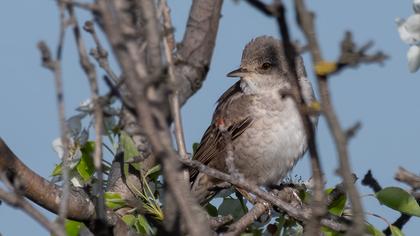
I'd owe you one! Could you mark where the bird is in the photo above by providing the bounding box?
[189,36,317,205]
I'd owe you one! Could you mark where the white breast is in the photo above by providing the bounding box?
[233,96,308,186]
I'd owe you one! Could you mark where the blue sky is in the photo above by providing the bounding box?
[1,0,419,235]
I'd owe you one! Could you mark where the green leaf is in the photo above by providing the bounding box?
[274,215,285,235]
[145,165,161,181]
[365,223,385,236]
[218,198,245,220]
[104,192,126,209]
[205,203,218,217]
[51,163,62,176]
[65,220,82,236]
[120,131,141,171]
[390,225,404,236]
[376,187,420,216]
[122,214,136,226]
[321,226,342,236]
[326,188,347,216]
[76,141,95,181]
[135,215,153,235]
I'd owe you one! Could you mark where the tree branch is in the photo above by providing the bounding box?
[0,187,65,236]
[67,6,107,229]
[94,0,212,235]
[395,167,420,190]
[244,1,326,234]
[175,0,223,105]
[0,138,95,220]
[161,0,189,181]
[224,201,269,236]
[181,158,351,232]
[294,1,366,235]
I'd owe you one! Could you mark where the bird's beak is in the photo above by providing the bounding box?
[227,67,249,78]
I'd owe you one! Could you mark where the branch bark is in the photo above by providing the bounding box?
[0,138,95,221]
[181,158,350,232]
[0,187,65,236]
[175,0,223,106]
[294,1,365,235]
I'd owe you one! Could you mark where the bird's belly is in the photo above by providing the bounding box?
[233,112,307,186]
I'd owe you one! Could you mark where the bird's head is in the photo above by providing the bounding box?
[227,36,289,93]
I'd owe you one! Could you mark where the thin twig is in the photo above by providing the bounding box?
[38,1,71,228]
[59,0,98,11]
[67,5,106,224]
[0,187,65,236]
[245,1,326,234]
[84,20,119,84]
[224,202,270,236]
[345,121,362,140]
[161,0,189,181]
[95,0,212,235]
[181,158,350,232]
[55,2,71,226]
[383,214,411,236]
[294,1,365,235]
[395,167,420,190]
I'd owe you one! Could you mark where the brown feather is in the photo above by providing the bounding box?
[190,81,254,183]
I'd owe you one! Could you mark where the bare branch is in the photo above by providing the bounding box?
[59,0,98,11]
[67,6,107,224]
[175,0,223,105]
[224,202,270,236]
[0,187,65,236]
[182,158,350,232]
[245,1,326,233]
[336,32,389,72]
[0,138,95,221]
[38,1,71,226]
[294,1,365,234]
[345,121,362,140]
[94,1,212,235]
[84,20,119,84]
[395,167,420,190]
[161,0,189,181]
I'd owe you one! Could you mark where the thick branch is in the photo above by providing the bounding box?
[95,1,212,235]
[0,138,137,235]
[0,138,95,221]
[175,0,223,105]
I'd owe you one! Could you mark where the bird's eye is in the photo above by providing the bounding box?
[261,62,271,70]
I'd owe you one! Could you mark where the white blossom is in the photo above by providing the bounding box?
[52,138,65,160]
[77,98,94,113]
[396,15,420,45]
[408,45,420,72]
[414,0,420,14]
[70,174,84,188]
[396,12,420,72]
[51,137,82,168]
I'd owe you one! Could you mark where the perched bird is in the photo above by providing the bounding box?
[190,36,317,204]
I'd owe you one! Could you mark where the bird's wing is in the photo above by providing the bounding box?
[190,81,254,183]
